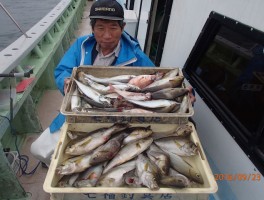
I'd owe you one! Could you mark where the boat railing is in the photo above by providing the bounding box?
[0,0,86,146]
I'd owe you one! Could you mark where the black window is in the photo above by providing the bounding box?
[183,12,264,174]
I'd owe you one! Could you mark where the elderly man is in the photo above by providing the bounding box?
[30,0,154,165]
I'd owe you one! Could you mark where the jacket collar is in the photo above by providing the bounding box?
[81,32,138,66]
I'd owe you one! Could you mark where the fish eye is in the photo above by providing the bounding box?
[196,174,200,178]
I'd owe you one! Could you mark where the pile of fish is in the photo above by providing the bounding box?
[56,123,204,190]
[70,68,191,113]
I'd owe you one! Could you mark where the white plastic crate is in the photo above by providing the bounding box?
[44,122,218,200]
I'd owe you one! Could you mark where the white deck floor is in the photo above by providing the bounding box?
[18,1,93,199]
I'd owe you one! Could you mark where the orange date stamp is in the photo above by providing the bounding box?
[214,173,261,181]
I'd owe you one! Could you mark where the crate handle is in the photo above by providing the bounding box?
[196,142,205,160]
[54,141,62,160]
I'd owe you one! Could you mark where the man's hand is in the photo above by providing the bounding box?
[64,78,71,95]
[187,86,196,104]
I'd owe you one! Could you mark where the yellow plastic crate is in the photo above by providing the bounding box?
[43,121,217,199]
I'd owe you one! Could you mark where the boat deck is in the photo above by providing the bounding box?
[18,1,93,199]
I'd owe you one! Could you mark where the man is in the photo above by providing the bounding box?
[30,0,154,165]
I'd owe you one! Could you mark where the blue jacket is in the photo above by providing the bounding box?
[50,32,155,133]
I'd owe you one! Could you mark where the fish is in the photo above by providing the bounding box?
[103,137,153,174]
[81,95,108,108]
[97,160,136,187]
[151,88,189,100]
[73,163,105,187]
[71,88,81,111]
[75,107,119,113]
[174,124,193,137]
[142,76,184,92]
[160,175,190,188]
[154,136,198,156]
[127,99,178,109]
[146,144,170,175]
[109,84,151,101]
[84,77,141,94]
[178,95,189,113]
[57,173,80,187]
[105,93,119,99]
[149,102,180,113]
[161,168,190,188]
[65,123,130,156]
[152,124,193,140]
[162,68,179,79]
[112,98,135,110]
[123,126,153,145]
[136,154,160,190]
[66,130,90,140]
[57,153,92,175]
[80,97,92,109]
[123,169,142,187]
[83,73,136,85]
[90,133,127,165]
[75,79,112,107]
[128,72,163,89]
[122,108,154,113]
[165,151,204,184]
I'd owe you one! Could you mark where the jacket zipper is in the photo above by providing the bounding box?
[80,37,90,65]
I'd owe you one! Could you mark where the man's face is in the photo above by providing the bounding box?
[93,19,124,54]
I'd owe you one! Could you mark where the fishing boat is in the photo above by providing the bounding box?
[0,0,263,199]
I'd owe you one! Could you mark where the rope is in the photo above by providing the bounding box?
[0,2,30,38]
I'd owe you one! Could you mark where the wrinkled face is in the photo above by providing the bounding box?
[93,19,124,55]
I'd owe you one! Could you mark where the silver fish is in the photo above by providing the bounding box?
[84,73,136,84]
[110,85,151,101]
[90,133,127,165]
[65,123,129,156]
[152,124,193,140]
[163,68,179,78]
[57,153,92,175]
[71,88,81,111]
[165,151,203,184]
[123,126,153,145]
[136,154,160,190]
[151,88,189,100]
[97,160,136,187]
[103,137,153,174]
[178,95,189,113]
[73,163,104,187]
[67,130,90,140]
[154,136,198,156]
[142,76,184,92]
[77,71,89,85]
[163,168,190,188]
[57,173,80,187]
[81,95,108,108]
[84,77,141,94]
[160,175,190,188]
[127,99,178,109]
[76,107,119,113]
[146,144,170,175]
[75,79,112,107]
[105,92,119,99]
[122,108,154,113]
[149,102,180,113]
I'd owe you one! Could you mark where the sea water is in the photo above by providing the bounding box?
[0,0,60,51]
